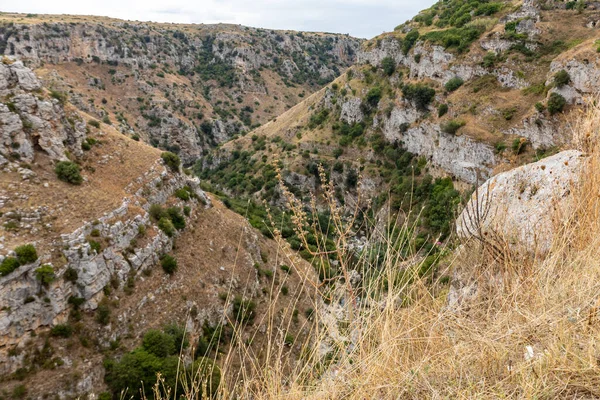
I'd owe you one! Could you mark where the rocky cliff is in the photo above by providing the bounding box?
[0,14,363,164]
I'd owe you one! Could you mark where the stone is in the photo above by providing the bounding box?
[457,150,584,252]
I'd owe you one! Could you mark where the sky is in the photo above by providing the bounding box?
[3,0,437,39]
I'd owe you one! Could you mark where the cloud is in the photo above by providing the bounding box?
[4,0,436,38]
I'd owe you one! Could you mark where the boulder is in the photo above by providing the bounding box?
[457,150,584,252]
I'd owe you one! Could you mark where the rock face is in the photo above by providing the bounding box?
[456,150,584,252]
[0,20,363,164]
[0,59,87,162]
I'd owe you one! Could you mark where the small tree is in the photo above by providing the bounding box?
[35,265,56,286]
[161,152,181,172]
[55,161,83,185]
[381,56,396,76]
[142,329,176,357]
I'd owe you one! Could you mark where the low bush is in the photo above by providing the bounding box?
[441,119,466,135]
[15,244,38,265]
[402,84,436,110]
[0,257,20,276]
[554,69,570,87]
[158,217,175,237]
[55,161,83,185]
[547,92,566,115]
[444,77,464,92]
[35,265,56,286]
[50,324,73,338]
[161,152,181,172]
[161,254,178,275]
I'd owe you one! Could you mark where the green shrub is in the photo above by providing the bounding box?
[535,102,546,113]
[381,56,396,76]
[35,265,56,286]
[280,265,291,274]
[547,92,566,115]
[441,119,466,135]
[167,207,185,230]
[438,104,449,117]
[55,161,83,185]
[142,329,176,357]
[174,188,190,201]
[444,77,464,92]
[50,90,67,104]
[233,296,256,324]
[15,244,38,265]
[88,240,102,254]
[482,51,497,68]
[96,302,111,325]
[161,255,178,275]
[402,30,420,54]
[50,324,73,338]
[512,138,528,155]
[88,120,100,128]
[161,152,181,172]
[64,267,78,282]
[90,228,101,237]
[149,204,165,221]
[158,217,175,237]
[0,257,20,276]
[402,84,436,110]
[554,70,570,87]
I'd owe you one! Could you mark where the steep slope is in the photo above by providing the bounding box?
[0,13,362,163]
[0,59,316,398]
[198,0,600,244]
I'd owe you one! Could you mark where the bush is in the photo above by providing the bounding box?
[381,56,396,76]
[88,240,102,254]
[96,302,111,325]
[64,267,78,282]
[158,217,175,237]
[149,204,166,221]
[444,77,464,92]
[554,70,570,87]
[167,207,185,230]
[55,161,83,185]
[174,188,190,201]
[547,92,566,115]
[50,324,73,338]
[512,138,528,155]
[142,329,176,357]
[233,296,256,324]
[402,84,436,110]
[161,152,181,172]
[441,119,466,135]
[88,120,101,128]
[438,104,449,117]
[15,244,38,265]
[482,51,497,68]
[0,257,20,276]
[161,255,178,275]
[35,265,56,286]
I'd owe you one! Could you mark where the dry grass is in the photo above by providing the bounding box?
[142,98,600,399]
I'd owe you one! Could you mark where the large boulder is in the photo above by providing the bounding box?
[457,150,585,252]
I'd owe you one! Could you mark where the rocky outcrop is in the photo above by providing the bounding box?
[0,59,87,162]
[457,150,584,252]
[0,159,210,371]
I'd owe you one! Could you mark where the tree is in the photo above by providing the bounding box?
[402,84,436,110]
[35,265,56,286]
[142,329,176,357]
[381,56,395,76]
[161,151,181,172]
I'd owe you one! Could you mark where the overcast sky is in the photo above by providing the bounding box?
[4,0,437,39]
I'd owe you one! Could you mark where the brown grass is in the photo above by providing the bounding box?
[146,98,600,399]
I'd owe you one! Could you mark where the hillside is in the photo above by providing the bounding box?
[0,13,362,163]
[0,58,317,398]
[199,0,600,250]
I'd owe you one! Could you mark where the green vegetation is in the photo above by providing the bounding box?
[554,69,571,87]
[438,104,449,117]
[444,77,464,92]
[381,56,396,76]
[0,256,20,277]
[547,92,567,115]
[161,151,181,172]
[55,161,83,185]
[233,296,256,324]
[35,265,55,286]
[50,324,73,338]
[402,84,436,110]
[161,254,178,275]
[158,217,176,237]
[14,244,38,265]
[441,119,466,135]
